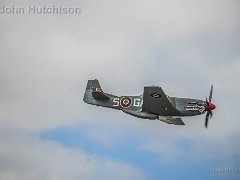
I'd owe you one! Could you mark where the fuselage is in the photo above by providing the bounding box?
[86,92,207,118]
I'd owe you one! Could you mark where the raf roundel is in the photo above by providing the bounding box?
[120,97,132,108]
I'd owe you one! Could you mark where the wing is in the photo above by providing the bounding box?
[169,118,185,125]
[142,86,180,116]
[158,117,185,125]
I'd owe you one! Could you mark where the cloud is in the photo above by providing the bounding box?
[0,0,240,179]
[0,128,148,180]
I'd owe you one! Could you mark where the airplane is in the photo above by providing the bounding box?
[83,79,216,128]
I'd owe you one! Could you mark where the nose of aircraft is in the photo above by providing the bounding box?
[205,102,216,111]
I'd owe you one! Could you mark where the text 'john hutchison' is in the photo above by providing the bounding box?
[0,4,81,14]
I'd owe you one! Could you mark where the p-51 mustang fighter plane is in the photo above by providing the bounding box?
[83,79,216,128]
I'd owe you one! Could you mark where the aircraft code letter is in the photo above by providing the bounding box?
[113,98,119,106]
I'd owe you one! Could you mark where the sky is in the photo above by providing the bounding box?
[0,0,240,179]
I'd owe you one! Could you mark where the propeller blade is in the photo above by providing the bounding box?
[205,111,210,128]
[209,110,213,118]
[206,97,209,106]
[204,85,214,128]
[209,85,213,102]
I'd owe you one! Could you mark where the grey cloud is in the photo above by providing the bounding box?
[0,128,148,180]
[0,0,240,179]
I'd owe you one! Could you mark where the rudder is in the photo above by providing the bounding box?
[83,79,109,104]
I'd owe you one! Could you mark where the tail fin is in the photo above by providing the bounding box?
[85,79,102,92]
[83,79,109,104]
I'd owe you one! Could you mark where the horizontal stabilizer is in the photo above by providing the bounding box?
[92,91,109,100]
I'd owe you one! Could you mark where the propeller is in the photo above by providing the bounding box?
[204,85,216,128]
